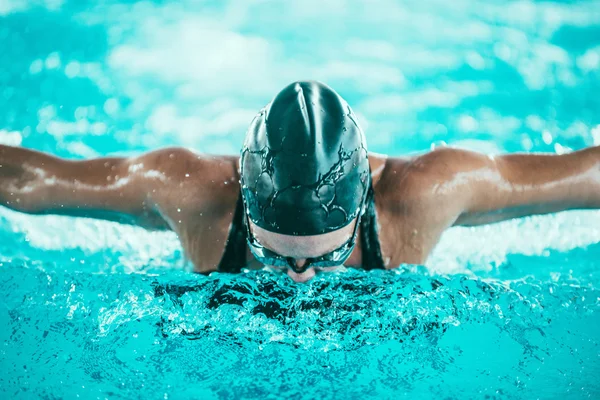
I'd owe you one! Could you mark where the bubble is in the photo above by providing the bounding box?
[521,135,533,151]
[45,52,61,69]
[29,59,43,75]
[103,98,120,115]
[325,208,346,228]
[542,130,553,145]
[91,122,107,135]
[74,107,88,120]
[317,184,335,205]
[64,61,80,78]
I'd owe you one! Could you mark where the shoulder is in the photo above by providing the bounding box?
[405,147,491,173]
[384,147,493,183]
[134,147,238,177]
[134,147,240,212]
[130,147,240,191]
[377,147,495,207]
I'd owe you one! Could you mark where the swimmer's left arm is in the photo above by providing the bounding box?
[427,146,600,226]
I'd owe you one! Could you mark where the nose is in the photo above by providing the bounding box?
[290,258,309,273]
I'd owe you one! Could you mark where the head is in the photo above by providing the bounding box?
[240,81,370,282]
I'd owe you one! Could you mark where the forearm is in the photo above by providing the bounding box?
[0,145,172,230]
[1,144,130,214]
[451,146,600,227]
[497,146,600,209]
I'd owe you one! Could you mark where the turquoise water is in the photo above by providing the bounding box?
[1,0,600,398]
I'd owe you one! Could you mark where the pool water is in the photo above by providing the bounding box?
[1,1,600,399]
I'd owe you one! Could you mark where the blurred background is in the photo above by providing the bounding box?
[1,0,600,274]
[1,0,599,159]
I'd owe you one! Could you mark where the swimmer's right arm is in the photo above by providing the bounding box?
[0,144,183,230]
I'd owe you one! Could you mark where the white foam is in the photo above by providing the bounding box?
[429,210,600,274]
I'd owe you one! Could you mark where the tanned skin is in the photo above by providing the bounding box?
[1,144,599,275]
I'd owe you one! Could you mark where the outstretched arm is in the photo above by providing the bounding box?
[412,146,600,227]
[0,145,181,230]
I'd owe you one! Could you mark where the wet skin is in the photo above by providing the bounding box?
[1,144,600,282]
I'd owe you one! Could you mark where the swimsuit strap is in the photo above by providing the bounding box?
[216,193,248,273]
[359,182,386,270]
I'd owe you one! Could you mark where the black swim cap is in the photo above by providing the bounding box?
[240,81,370,236]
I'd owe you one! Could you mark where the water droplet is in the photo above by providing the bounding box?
[224,181,228,185]
[177,208,181,213]
[185,173,190,177]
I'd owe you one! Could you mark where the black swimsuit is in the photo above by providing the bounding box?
[216,181,386,273]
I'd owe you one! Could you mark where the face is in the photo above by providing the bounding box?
[249,219,357,283]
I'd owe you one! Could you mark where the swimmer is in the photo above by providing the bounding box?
[1,81,599,282]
